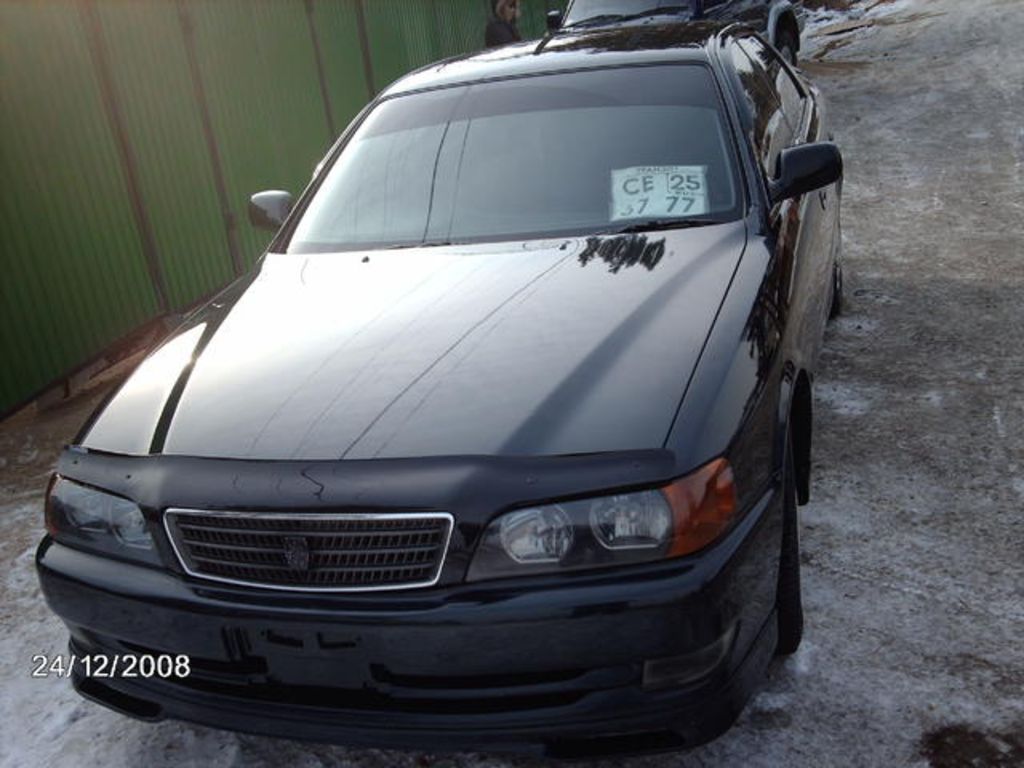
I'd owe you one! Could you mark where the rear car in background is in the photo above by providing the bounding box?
[549,0,804,63]
[38,22,842,758]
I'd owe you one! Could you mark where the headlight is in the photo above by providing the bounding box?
[45,477,162,565]
[500,506,575,563]
[467,458,736,581]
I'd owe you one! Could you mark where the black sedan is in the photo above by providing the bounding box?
[37,22,842,758]
[549,0,804,64]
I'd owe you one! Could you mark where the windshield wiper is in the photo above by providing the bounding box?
[564,13,628,28]
[383,240,454,251]
[620,5,693,22]
[568,5,692,27]
[598,218,723,236]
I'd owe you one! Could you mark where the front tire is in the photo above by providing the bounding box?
[776,429,804,655]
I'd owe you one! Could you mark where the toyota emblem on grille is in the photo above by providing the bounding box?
[283,536,311,571]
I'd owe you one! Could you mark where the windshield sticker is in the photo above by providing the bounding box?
[611,166,709,222]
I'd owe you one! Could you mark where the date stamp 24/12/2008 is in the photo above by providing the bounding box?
[31,654,191,680]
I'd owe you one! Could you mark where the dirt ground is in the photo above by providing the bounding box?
[1,0,1022,765]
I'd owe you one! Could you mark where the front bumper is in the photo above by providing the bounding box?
[37,489,781,758]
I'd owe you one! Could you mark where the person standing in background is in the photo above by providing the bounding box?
[485,0,522,48]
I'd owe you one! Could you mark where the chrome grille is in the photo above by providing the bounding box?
[164,510,453,591]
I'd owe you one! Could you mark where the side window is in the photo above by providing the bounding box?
[730,39,794,178]
[739,37,807,136]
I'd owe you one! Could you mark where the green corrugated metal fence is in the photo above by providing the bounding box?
[0,0,564,416]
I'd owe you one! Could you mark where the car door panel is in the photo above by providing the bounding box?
[733,37,828,375]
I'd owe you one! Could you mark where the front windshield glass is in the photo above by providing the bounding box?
[563,0,694,26]
[288,64,741,253]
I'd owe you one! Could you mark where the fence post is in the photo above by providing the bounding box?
[175,0,245,279]
[80,0,170,313]
[304,0,338,139]
[354,0,376,98]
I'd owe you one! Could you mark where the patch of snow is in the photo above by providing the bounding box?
[835,315,879,336]
[750,692,794,711]
[815,381,874,416]
[17,448,39,465]
[785,642,815,677]
[851,287,901,306]
[5,544,39,597]
[801,5,863,39]
[866,0,918,21]
[801,0,920,58]
[993,406,1007,439]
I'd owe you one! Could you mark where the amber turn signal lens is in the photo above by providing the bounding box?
[661,458,737,557]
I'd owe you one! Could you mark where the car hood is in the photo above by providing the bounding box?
[82,222,746,460]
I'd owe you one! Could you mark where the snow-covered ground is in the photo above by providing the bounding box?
[3,0,1024,765]
[800,0,921,58]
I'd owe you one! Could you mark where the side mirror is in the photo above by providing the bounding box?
[248,190,294,231]
[769,142,843,204]
[546,9,563,31]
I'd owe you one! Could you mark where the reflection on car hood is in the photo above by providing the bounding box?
[82,222,746,460]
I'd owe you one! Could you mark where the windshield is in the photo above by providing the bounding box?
[563,0,695,26]
[288,64,741,253]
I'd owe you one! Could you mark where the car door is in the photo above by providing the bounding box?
[751,38,840,365]
[730,35,832,371]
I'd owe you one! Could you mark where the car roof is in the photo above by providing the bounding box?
[382,21,736,98]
